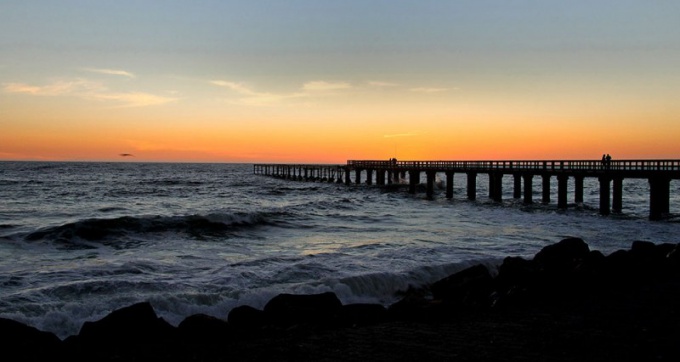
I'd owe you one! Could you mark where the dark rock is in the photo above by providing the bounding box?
[68,302,177,347]
[386,291,432,321]
[533,237,590,275]
[496,256,536,291]
[430,264,494,308]
[631,240,656,255]
[178,313,232,343]
[340,303,388,326]
[667,243,680,272]
[228,305,267,330]
[0,317,63,360]
[263,292,343,327]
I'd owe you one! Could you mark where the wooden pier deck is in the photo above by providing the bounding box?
[254,160,680,220]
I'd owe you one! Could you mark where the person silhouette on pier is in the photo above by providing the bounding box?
[601,154,612,170]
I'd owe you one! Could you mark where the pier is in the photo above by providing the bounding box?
[253,160,680,220]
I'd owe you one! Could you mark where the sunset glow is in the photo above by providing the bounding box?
[2,1,679,163]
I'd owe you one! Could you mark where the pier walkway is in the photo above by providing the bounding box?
[253,160,680,220]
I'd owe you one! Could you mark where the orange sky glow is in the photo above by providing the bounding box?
[2,2,679,164]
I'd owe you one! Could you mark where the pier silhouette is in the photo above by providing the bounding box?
[254,159,680,221]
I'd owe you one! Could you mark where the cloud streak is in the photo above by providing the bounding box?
[211,79,353,106]
[83,68,136,78]
[410,87,448,93]
[3,79,176,107]
[368,81,399,87]
[302,81,351,92]
[211,80,307,106]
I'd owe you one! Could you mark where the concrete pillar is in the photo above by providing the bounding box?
[513,174,521,199]
[523,174,533,204]
[355,169,362,185]
[542,174,551,204]
[344,168,351,185]
[599,176,611,216]
[426,171,436,200]
[649,177,670,220]
[574,175,584,204]
[612,177,623,213]
[409,170,420,194]
[557,174,568,209]
[488,174,494,198]
[376,169,385,185]
[446,171,454,199]
[366,169,373,185]
[490,173,503,202]
[467,172,477,200]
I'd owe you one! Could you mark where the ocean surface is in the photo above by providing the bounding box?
[1,161,679,339]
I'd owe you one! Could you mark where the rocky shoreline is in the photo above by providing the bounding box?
[4,237,680,361]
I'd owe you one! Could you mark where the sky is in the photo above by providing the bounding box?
[1,1,679,163]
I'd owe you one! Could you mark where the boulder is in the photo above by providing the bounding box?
[263,292,343,327]
[496,256,536,291]
[0,317,63,359]
[227,305,267,330]
[430,264,494,308]
[178,313,233,343]
[533,237,590,275]
[340,303,388,326]
[69,302,177,346]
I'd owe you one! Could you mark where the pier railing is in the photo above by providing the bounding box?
[347,160,680,172]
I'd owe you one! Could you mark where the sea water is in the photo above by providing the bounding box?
[1,161,679,339]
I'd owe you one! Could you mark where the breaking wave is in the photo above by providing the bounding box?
[23,211,287,247]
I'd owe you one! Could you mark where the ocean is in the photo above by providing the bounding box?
[1,161,679,339]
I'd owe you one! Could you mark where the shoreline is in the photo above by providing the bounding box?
[3,237,680,361]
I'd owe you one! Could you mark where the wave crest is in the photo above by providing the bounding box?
[24,211,278,247]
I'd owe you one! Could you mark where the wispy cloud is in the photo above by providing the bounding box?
[85,92,176,108]
[410,87,449,93]
[368,81,399,87]
[3,79,103,96]
[3,79,175,107]
[211,80,307,106]
[302,81,352,92]
[83,68,136,78]
[211,79,352,106]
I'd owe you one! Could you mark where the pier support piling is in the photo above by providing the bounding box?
[446,171,454,199]
[557,175,568,209]
[523,174,533,204]
[513,174,521,199]
[490,173,503,202]
[649,177,670,220]
[599,176,611,216]
[409,170,419,194]
[542,174,551,204]
[426,171,436,200]
[574,175,584,204]
[613,177,623,213]
[467,172,477,201]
